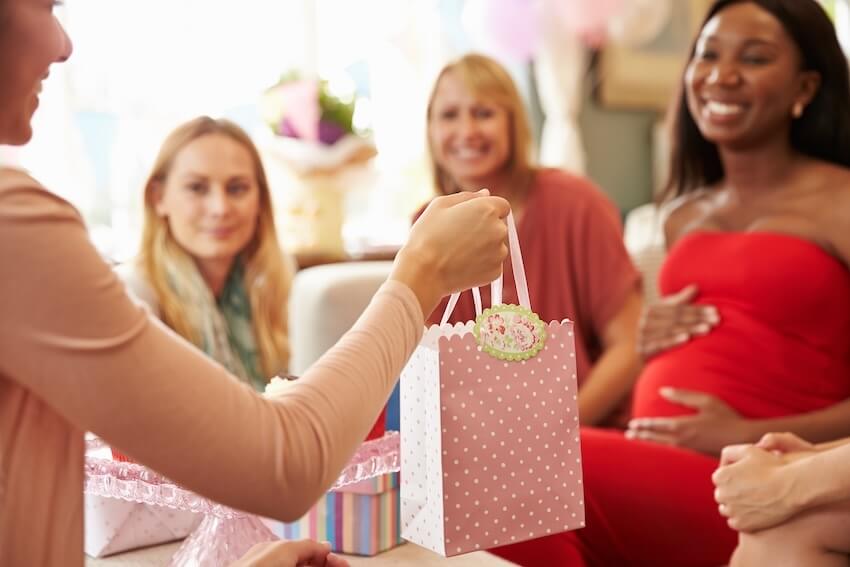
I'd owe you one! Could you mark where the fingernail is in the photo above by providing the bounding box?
[625,430,636,439]
[477,188,490,195]
[694,323,711,335]
[660,387,675,396]
[675,333,689,343]
[704,307,720,323]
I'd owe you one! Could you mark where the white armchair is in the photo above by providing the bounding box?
[287,261,395,374]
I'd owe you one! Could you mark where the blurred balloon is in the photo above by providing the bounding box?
[608,0,672,48]
[552,0,624,47]
[463,0,541,62]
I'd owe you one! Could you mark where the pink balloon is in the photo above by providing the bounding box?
[485,0,541,61]
[555,0,624,47]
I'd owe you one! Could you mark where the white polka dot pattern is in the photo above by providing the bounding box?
[400,344,447,555]
[400,320,584,557]
[84,494,201,557]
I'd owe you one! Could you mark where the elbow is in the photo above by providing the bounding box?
[267,490,319,523]
[276,504,312,524]
[261,397,340,522]
[264,469,329,523]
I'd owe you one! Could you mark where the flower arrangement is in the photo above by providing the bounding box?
[258,72,377,258]
[261,73,358,146]
[259,72,375,176]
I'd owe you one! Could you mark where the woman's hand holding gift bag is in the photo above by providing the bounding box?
[391,189,510,317]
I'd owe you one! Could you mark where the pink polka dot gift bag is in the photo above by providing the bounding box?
[399,213,585,557]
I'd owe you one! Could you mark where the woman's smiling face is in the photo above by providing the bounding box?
[685,2,818,150]
[428,70,512,190]
[0,0,73,144]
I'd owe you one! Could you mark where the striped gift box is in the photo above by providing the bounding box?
[268,472,402,556]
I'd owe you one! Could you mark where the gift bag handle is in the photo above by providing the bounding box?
[440,210,530,325]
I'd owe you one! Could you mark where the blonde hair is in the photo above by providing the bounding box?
[139,116,290,377]
[426,53,536,196]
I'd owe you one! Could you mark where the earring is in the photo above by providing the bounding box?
[792,102,804,118]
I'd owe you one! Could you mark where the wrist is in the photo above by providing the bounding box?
[390,245,442,318]
[742,418,768,444]
[783,455,824,513]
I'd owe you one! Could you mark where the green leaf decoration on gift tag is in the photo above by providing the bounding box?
[473,304,547,361]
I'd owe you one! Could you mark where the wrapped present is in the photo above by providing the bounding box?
[84,440,202,557]
[84,494,201,558]
[265,472,402,556]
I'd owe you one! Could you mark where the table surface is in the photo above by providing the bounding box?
[86,541,514,566]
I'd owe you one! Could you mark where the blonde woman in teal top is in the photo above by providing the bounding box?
[120,116,293,390]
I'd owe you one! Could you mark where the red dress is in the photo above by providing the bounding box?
[491,232,850,566]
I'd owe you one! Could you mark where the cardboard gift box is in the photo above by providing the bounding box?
[265,472,402,556]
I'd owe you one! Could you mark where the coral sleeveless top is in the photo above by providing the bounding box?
[634,231,850,419]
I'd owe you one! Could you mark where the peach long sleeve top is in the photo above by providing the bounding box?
[0,169,424,566]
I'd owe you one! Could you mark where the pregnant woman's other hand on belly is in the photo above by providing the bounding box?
[626,388,754,456]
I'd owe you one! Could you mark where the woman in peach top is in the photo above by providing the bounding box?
[0,1,511,565]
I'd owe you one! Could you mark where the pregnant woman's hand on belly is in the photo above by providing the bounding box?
[638,284,720,359]
[626,388,755,456]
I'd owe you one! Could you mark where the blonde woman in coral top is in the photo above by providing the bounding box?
[0,1,511,565]
[424,54,643,427]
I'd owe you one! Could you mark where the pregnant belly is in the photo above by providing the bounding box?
[632,349,745,419]
[632,325,850,420]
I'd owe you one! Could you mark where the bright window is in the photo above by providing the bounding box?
[3,1,458,261]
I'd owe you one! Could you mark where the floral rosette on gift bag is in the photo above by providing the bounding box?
[474,305,547,361]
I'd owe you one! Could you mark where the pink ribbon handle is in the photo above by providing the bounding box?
[440,211,531,325]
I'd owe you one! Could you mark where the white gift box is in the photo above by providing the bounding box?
[84,493,201,558]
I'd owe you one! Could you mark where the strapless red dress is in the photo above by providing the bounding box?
[491,232,850,567]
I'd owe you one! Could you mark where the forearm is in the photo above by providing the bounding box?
[578,341,640,425]
[580,289,642,426]
[258,281,423,517]
[102,283,420,520]
[747,398,850,444]
[815,436,850,451]
[793,441,850,512]
[389,246,441,318]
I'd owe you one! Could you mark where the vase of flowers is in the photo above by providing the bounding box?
[260,73,376,260]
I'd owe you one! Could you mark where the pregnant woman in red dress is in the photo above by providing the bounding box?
[491,0,850,565]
